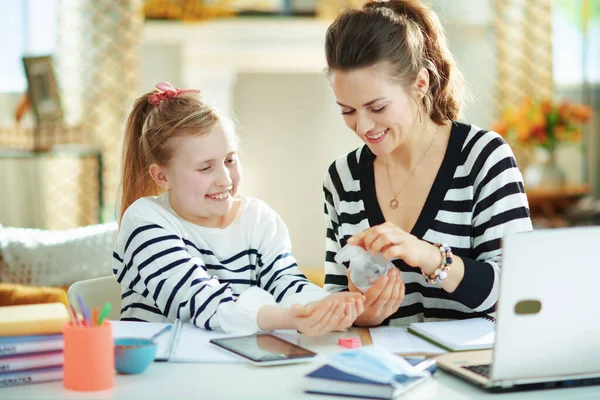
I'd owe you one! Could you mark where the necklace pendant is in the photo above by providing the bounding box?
[390,199,399,209]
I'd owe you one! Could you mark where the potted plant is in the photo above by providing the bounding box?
[493,97,592,188]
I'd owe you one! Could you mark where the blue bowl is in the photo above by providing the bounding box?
[114,338,157,374]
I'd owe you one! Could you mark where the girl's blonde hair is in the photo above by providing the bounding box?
[119,89,220,222]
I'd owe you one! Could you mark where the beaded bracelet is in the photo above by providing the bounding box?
[422,243,453,284]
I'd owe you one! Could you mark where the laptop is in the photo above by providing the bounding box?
[436,226,600,392]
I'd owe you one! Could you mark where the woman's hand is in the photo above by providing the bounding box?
[347,222,441,275]
[347,267,405,327]
[289,292,365,336]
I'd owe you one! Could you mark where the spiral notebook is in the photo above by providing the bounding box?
[407,316,496,352]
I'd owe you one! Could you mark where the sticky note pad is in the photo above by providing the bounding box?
[0,303,69,336]
[338,337,361,349]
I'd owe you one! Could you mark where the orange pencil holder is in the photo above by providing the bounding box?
[63,321,114,391]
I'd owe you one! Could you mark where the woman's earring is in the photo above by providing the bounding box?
[418,106,422,123]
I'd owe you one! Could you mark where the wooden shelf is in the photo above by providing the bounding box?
[526,184,591,227]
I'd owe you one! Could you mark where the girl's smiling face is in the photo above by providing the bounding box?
[151,121,242,227]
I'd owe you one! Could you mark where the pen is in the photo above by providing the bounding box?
[151,324,173,341]
[92,307,99,326]
[97,303,112,326]
[76,294,92,326]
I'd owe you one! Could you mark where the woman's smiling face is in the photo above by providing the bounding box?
[330,63,421,157]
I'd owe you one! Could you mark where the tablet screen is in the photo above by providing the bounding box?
[210,334,316,363]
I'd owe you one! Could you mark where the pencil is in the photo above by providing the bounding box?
[69,304,80,326]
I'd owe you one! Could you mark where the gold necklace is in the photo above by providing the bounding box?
[386,124,440,209]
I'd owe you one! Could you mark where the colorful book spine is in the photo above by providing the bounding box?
[0,335,63,356]
[0,366,63,388]
[0,351,63,373]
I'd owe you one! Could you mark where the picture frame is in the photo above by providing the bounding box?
[22,55,64,125]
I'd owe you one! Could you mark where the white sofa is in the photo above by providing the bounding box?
[0,222,118,287]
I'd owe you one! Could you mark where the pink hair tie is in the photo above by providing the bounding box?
[148,81,201,105]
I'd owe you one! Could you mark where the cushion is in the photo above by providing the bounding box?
[0,283,69,307]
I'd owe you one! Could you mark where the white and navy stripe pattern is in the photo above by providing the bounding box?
[323,122,533,326]
[113,195,321,330]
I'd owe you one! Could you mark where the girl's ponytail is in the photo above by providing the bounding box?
[119,93,162,222]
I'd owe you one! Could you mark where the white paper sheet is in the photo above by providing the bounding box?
[369,327,447,355]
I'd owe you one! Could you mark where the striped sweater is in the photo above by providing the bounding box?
[113,194,327,333]
[323,122,533,325]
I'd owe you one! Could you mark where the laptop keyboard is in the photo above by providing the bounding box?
[463,364,491,378]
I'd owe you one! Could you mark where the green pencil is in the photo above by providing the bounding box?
[97,303,112,325]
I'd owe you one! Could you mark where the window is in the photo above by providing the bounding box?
[0,0,57,93]
[553,0,600,85]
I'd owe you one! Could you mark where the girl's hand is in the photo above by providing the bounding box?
[347,222,441,275]
[289,292,364,336]
[347,268,405,327]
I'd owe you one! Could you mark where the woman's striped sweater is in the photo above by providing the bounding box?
[323,122,533,325]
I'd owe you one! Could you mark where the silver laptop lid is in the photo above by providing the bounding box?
[492,227,600,383]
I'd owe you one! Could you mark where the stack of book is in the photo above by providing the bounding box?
[0,303,69,388]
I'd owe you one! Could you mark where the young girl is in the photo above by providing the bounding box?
[322,0,532,326]
[113,82,364,335]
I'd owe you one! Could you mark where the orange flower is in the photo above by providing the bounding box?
[496,97,592,151]
[555,125,569,142]
[571,104,592,123]
[515,118,531,141]
[558,102,572,120]
[531,109,546,128]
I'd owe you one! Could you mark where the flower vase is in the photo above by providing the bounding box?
[523,147,565,189]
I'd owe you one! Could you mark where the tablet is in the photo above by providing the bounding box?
[209,333,317,366]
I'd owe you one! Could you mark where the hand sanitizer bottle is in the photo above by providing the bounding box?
[334,244,395,293]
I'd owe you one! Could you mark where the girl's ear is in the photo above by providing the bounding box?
[149,164,169,190]
[414,67,430,99]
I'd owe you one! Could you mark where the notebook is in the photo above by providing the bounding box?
[369,327,447,355]
[305,358,437,399]
[0,351,63,373]
[0,334,63,356]
[0,366,63,388]
[407,316,495,352]
[112,320,298,363]
[0,303,69,337]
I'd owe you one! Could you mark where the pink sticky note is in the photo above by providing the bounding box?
[338,337,361,349]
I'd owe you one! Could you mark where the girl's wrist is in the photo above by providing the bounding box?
[257,305,296,331]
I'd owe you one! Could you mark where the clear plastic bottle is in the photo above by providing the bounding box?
[334,245,395,293]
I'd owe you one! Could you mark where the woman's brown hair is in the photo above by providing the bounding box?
[325,0,466,124]
[119,91,220,222]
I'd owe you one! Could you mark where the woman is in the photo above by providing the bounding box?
[322,0,532,327]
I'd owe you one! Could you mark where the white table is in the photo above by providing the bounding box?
[3,329,599,399]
